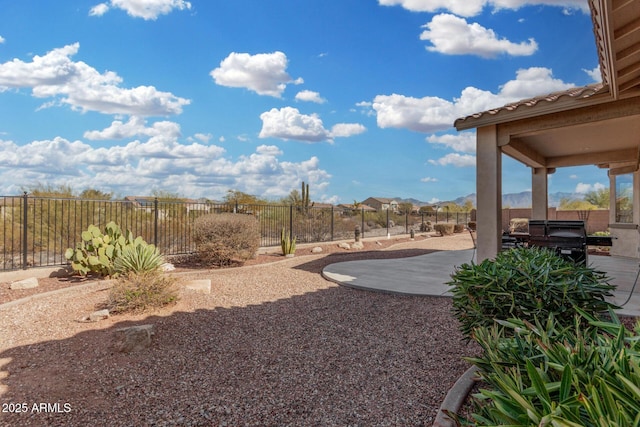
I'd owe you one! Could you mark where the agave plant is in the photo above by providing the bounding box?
[113,242,164,275]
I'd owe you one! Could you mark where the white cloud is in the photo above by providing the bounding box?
[378,0,485,17]
[211,51,302,98]
[421,177,439,182]
[575,182,605,194]
[428,153,476,167]
[295,90,326,103]
[583,65,601,82]
[427,132,476,153]
[259,107,329,142]
[89,3,110,16]
[569,174,578,179]
[194,133,212,143]
[420,14,537,58]
[373,67,574,133]
[259,107,365,142]
[378,0,588,17]
[0,43,190,116]
[90,0,191,20]
[83,116,181,140]
[0,137,330,199]
[0,36,5,44]
[330,123,367,138]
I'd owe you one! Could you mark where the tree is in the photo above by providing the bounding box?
[79,188,113,200]
[559,198,597,210]
[25,184,75,197]
[398,202,413,215]
[584,187,609,208]
[151,190,185,202]
[223,190,266,205]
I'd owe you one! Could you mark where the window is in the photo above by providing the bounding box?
[615,173,633,223]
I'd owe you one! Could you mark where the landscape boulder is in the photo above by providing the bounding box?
[338,242,351,250]
[114,324,155,353]
[10,277,39,290]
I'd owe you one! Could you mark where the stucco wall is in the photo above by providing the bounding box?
[500,208,610,234]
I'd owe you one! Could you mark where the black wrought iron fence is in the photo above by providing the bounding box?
[0,194,470,271]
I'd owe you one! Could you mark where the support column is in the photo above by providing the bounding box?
[531,167,550,220]
[476,125,502,262]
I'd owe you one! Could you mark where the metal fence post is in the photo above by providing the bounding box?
[289,205,293,236]
[153,197,159,247]
[386,209,390,237]
[331,206,334,241]
[22,192,28,270]
[405,211,408,234]
[361,208,365,239]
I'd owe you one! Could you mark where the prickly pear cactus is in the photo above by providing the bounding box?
[64,221,139,276]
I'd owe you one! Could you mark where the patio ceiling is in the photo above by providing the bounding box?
[455,0,640,173]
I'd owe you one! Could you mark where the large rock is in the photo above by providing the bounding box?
[89,309,110,322]
[10,277,39,290]
[311,246,323,254]
[184,279,211,294]
[338,242,351,250]
[114,324,155,353]
[352,241,364,250]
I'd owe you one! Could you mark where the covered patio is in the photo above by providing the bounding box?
[455,0,640,264]
[322,248,640,317]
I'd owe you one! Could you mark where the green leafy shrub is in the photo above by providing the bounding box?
[452,311,640,426]
[434,223,454,236]
[106,271,178,314]
[113,243,164,275]
[192,213,260,267]
[448,247,617,339]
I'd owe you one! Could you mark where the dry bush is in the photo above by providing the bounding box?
[106,271,179,314]
[433,223,455,236]
[453,224,465,233]
[192,213,260,267]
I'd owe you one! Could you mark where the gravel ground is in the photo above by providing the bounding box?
[0,233,480,426]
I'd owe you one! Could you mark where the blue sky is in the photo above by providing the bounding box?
[0,0,607,204]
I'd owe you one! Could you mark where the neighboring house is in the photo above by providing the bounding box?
[361,197,399,212]
[124,196,211,218]
[337,203,376,215]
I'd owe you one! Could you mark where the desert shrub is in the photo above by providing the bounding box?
[106,271,179,314]
[113,243,164,275]
[419,221,433,232]
[453,223,465,233]
[467,221,476,231]
[433,223,454,236]
[451,312,640,426]
[192,213,260,267]
[448,247,617,339]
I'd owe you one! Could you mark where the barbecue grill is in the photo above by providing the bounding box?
[528,220,588,265]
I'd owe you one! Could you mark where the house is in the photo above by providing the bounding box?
[361,197,399,212]
[337,203,377,215]
[454,0,640,261]
[124,196,211,218]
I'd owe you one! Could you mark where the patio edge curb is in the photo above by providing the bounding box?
[433,365,479,427]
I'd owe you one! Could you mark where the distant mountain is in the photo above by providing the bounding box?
[395,191,585,209]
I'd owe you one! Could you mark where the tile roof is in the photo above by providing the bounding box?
[454,83,608,130]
